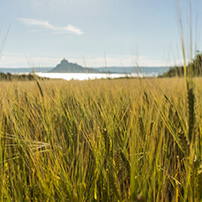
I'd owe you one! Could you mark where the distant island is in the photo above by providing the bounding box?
[0,59,170,76]
[50,59,99,73]
[49,58,169,75]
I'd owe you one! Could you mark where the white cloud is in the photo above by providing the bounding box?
[19,18,84,36]
[65,25,83,36]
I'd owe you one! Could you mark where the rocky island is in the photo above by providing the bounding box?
[50,59,99,73]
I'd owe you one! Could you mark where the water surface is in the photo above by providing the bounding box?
[36,73,150,81]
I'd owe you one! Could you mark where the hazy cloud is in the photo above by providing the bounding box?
[18,0,81,8]
[1,53,178,68]
[19,18,84,36]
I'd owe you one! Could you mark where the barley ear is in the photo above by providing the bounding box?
[188,87,195,143]
[139,115,146,140]
[197,165,202,201]
[178,130,189,156]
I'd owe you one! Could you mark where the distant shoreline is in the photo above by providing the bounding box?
[0,66,170,75]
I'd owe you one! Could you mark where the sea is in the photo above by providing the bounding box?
[0,67,170,81]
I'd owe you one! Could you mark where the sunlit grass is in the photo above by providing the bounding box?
[0,77,201,201]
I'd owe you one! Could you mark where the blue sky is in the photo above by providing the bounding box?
[0,0,201,67]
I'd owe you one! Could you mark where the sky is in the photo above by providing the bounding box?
[0,0,201,68]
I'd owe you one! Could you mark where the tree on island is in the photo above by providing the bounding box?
[160,51,202,77]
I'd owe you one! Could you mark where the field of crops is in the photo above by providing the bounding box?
[0,77,202,201]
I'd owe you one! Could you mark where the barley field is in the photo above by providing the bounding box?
[0,77,202,201]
